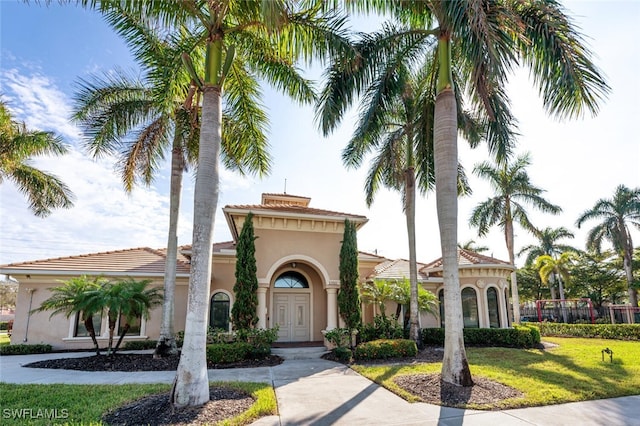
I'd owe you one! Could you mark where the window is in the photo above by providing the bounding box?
[438,289,445,328]
[118,313,142,336]
[74,311,102,337]
[210,292,230,331]
[462,287,479,328]
[487,287,501,328]
[274,271,308,288]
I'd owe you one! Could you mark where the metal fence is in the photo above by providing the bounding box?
[521,301,640,324]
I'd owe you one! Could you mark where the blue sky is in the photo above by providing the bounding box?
[1,1,639,267]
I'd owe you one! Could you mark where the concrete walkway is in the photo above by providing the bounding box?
[1,351,639,425]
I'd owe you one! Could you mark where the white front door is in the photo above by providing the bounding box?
[274,293,310,342]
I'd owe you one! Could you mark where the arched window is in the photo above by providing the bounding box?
[275,271,309,288]
[210,292,230,331]
[487,287,501,328]
[462,287,479,328]
[438,289,445,328]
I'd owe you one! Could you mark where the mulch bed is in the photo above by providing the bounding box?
[24,353,283,371]
[102,387,254,425]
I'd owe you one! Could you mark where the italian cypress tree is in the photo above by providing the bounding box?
[338,219,362,331]
[231,212,258,330]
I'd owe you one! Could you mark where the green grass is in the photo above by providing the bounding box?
[0,381,276,425]
[0,332,10,346]
[353,337,640,410]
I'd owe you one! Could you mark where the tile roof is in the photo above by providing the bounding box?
[224,203,368,221]
[367,259,430,281]
[0,247,191,276]
[421,248,513,272]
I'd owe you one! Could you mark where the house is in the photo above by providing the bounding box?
[0,193,515,350]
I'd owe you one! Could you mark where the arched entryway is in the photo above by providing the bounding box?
[272,270,311,342]
[209,291,231,332]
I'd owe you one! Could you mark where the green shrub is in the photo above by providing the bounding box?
[333,346,352,362]
[529,322,640,340]
[0,321,8,331]
[122,340,158,350]
[206,342,252,364]
[207,327,235,344]
[324,328,351,348]
[354,339,417,360]
[0,343,52,355]
[235,327,278,359]
[421,325,541,348]
[359,315,403,343]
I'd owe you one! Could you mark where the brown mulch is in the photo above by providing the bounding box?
[24,353,283,371]
[102,387,254,426]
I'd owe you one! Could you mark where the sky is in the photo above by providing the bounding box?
[1,1,639,268]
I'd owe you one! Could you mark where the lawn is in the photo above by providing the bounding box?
[0,381,276,426]
[0,332,10,346]
[353,337,640,410]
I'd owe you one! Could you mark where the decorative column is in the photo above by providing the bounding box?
[326,287,338,330]
[257,287,267,329]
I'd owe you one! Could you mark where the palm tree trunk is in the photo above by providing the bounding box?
[405,167,421,346]
[505,219,521,324]
[114,323,130,354]
[622,239,638,307]
[434,84,473,387]
[155,133,184,358]
[172,84,221,407]
[84,316,100,356]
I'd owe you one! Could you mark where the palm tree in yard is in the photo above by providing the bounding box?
[81,0,350,407]
[0,100,75,217]
[317,35,475,347]
[535,252,576,322]
[329,0,609,386]
[519,226,577,267]
[470,153,562,325]
[576,185,640,307]
[34,276,106,355]
[72,10,271,358]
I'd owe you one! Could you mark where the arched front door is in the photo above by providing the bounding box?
[272,271,310,342]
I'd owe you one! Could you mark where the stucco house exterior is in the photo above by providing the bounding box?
[1,193,515,350]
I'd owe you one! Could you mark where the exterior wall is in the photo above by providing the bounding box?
[10,274,176,350]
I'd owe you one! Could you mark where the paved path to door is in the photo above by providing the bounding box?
[1,352,639,425]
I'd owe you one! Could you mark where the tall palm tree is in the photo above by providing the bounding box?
[81,0,349,407]
[326,0,609,386]
[519,226,577,267]
[470,153,562,325]
[72,10,272,358]
[0,100,75,217]
[33,276,106,355]
[318,31,476,347]
[576,185,640,307]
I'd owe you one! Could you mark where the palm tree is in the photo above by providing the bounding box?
[391,278,438,330]
[0,100,75,217]
[519,227,577,267]
[112,278,163,353]
[535,252,576,322]
[325,0,609,386]
[576,185,640,307]
[72,10,272,358]
[318,33,475,347]
[80,0,349,407]
[33,276,106,355]
[361,280,396,319]
[458,240,489,253]
[470,153,562,325]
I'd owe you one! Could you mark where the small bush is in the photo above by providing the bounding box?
[235,327,278,359]
[333,346,353,362]
[529,322,640,340]
[0,343,52,355]
[324,328,351,348]
[0,321,8,331]
[421,325,541,348]
[359,315,403,343]
[207,327,235,344]
[354,339,417,360]
[122,340,158,350]
[206,342,252,364]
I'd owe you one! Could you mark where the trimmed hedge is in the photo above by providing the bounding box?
[122,340,158,350]
[206,342,253,364]
[528,322,640,340]
[0,344,52,355]
[422,324,541,349]
[354,339,417,360]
